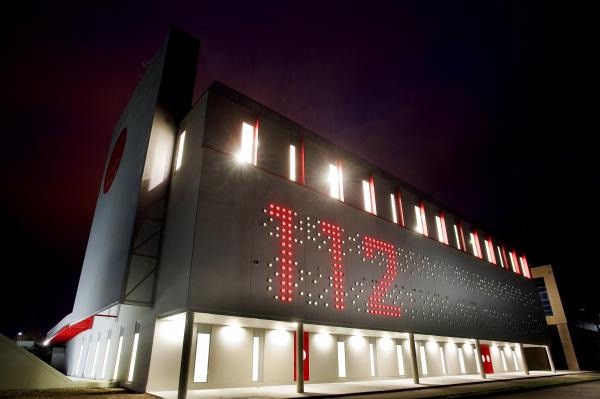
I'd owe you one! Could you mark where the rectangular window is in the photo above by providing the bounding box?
[440,347,447,375]
[535,278,553,316]
[252,336,260,382]
[419,344,428,375]
[328,162,344,201]
[101,336,111,379]
[435,214,449,244]
[194,333,211,383]
[175,131,186,171]
[453,224,462,250]
[337,341,346,378]
[369,342,376,376]
[127,332,139,382]
[509,251,521,274]
[363,181,373,213]
[238,121,258,165]
[484,239,497,264]
[396,344,405,375]
[520,255,531,278]
[113,335,123,380]
[390,194,398,224]
[497,246,505,268]
[289,144,296,182]
[90,336,100,378]
[512,349,519,370]
[470,231,482,258]
[458,347,466,374]
[75,343,84,376]
[414,202,428,236]
[501,349,508,371]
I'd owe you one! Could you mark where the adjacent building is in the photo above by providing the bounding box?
[46,30,552,396]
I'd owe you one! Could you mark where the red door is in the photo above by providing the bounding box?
[293,331,309,381]
[480,344,494,374]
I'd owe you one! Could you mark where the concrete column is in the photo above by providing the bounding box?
[408,333,419,384]
[518,343,529,375]
[475,339,486,379]
[177,311,194,399]
[545,345,556,373]
[296,323,304,393]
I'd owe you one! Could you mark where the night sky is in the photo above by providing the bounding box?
[3,1,597,339]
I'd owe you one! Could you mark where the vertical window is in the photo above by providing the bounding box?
[328,162,344,201]
[470,231,483,258]
[501,349,508,371]
[512,349,519,370]
[519,255,531,278]
[369,342,376,376]
[435,213,449,244]
[484,238,497,264]
[238,121,258,165]
[101,333,111,379]
[289,145,296,181]
[396,344,405,375]
[337,341,346,378]
[453,224,462,250]
[362,177,377,215]
[440,347,447,374]
[497,246,505,268]
[127,325,140,382]
[75,342,84,376]
[252,336,260,382]
[458,347,466,374]
[90,335,100,378]
[414,202,428,236]
[175,131,186,171]
[194,333,211,383]
[113,333,123,380]
[508,251,521,274]
[390,194,398,224]
[299,137,305,185]
[419,344,428,375]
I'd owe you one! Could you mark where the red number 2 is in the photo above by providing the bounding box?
[362,236,402,317]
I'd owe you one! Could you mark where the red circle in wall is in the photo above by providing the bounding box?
[103,127,127,193]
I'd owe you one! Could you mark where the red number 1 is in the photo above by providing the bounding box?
[320,221,345,310]
[268,204,295,302]
[362,236,401,317]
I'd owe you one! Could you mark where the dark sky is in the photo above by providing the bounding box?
[2,1,597,338]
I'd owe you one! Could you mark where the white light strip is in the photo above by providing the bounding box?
[363,181,372,213]
[369,343,376,377]
[454,225,461,250]
[414,206,423,234]
[484,240,493,262]
[501,349,508,371]
[175,131,186,171]
[475,346,481,373]
[75,343,84,376]
[458,347,466,374]
[419,345,428,375]
[369,178,377,215]
[289,145,296,181]
[127,333,139,382]
[440,347,447,374]
[390,194,398,224]
[396,344,405,375]
[252,336,260,382]
[337,341,346,378]
[435,216,444,243]
[239,122,254,164]
[338,163,344,202]
[113,336,123,380]
[101,338,111,379]
[194,333,211,383]
[512,349,519,370]
[90,340,100,379]
[497,246,505,268]
[509,251,517,272]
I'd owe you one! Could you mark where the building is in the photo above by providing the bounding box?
[531,264,600,371]
[45,30,553,397]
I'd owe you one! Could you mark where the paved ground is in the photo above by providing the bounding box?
[478,381,600,398]
[1,372,598,399]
